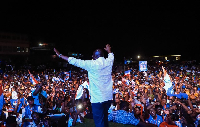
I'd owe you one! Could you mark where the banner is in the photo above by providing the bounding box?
[139,61,147,72]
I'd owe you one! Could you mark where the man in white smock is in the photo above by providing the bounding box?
[54,44,114,127]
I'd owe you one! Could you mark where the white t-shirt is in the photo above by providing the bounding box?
[12,91,18,99]
[68,53,114,103]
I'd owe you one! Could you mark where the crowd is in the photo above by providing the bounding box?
[0,62,200,127]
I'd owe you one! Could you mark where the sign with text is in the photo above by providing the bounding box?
[139,61,147,72]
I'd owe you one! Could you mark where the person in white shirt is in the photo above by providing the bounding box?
[54,44,114,127]
[12,87,18,99]
[10,86,18,109]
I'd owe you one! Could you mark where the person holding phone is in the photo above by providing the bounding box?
[54,44,114,127]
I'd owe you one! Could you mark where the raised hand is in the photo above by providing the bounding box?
[162,66,165,71]
[17,99,21,105]
[54,48,60,56]
[141,95,146,104]
[104,44,111,53]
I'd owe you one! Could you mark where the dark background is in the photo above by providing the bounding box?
[0,1,199,61]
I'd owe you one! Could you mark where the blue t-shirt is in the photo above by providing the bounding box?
[23,104,39,127]
[0,94,6,115]
[108,110,140,125]
[32,90,47,106]
[17,98,27,113]
[10,99,18,108]
[146,114,163,127]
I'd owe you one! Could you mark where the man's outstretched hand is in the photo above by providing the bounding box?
[104,44,111,53]
[54,48,69,61]
[54,48,60,56]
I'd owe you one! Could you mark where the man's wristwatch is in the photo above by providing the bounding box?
[59,54,62,58]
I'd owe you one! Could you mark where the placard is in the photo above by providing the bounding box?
[139,61,147,72]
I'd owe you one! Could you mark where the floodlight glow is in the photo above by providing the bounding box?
[171,55,181,56]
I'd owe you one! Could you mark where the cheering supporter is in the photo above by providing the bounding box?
[108,101,140,125]
[31,112,42,127]
[14,92,27,114]
[146,106,163,126]
[22,96,39,127]
[0,61,200,127]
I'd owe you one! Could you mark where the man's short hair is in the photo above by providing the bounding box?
[155,105,163,109]
[93,49,104,59]
[120,101,129,111]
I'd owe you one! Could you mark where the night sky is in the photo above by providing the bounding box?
[0,1,199,61]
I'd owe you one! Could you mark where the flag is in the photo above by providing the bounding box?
[75,85,84,100]
[124,70,131,76]
[64,71,70,81]
[163,73,173,95]
[122,77,130,86]
[59,78,64,82]
[167,93,188,100]
[82,81,89,90]
[52,77,60,82]
[36,75,40,82]
[3,74,8,79]
[113,88,119,94]
[17,114,23,125]
[163,68,188,99]
[28,70,38,85]
[64,72,69,81]
[64,72,69,75]
[75,81,90,100]
[125,80,129,85]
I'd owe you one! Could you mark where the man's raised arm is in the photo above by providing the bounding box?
[54,44,113,70]
[54,48,93,70]
[104,44,114,63]
[54,48,69,61]
[104,44,111,53]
